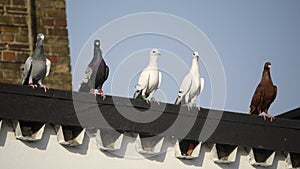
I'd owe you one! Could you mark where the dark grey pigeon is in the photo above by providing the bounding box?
[79,40,109,99]
[22,33,51,92]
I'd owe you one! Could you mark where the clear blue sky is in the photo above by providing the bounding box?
[66,0,300,115]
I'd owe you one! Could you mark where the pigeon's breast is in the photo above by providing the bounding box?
[148,70,159,90]
[31,59,46,80]
[188,76,200,99]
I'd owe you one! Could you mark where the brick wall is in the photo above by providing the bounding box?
[0,0,72,90]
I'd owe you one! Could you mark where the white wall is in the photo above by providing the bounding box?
[0,120,289,169]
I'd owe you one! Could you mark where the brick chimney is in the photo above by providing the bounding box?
[0,0,72,90]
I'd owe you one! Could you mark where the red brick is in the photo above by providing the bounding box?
[2,52,16,60]
[55,19,67,27]
[42,18,54,26]
[48,55,58,63]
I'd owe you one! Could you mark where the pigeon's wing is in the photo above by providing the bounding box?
[45,58,51,77]
[199,77,205,94]
[157,71,162,89]
[134,70,150,99]
[266,85,277,110]
[104,65,109,81]
[22,57,32,84]
[175,73,192,105]
[249,85,265,114]
[81,66,93,84]
[272,85,277,102]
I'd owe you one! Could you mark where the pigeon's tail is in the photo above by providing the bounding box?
[78,83,91,93]
[133,90,142,99]
[248,107,257,115]
[174,97,180,105]
[174,90,185,105]
[22,76,29,85]
[175,96,183,105]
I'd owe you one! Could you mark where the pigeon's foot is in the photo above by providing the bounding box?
[144,98,150,104]
[40,85,49,92]
[89,89,97,96]
[142,95,150,104]
[187,104,192,111]
[99,91,106,100]
[265,113,275,122]
[150,97,160,105]
[29,83,37,89]
[192,103,201,111]
[259,113,267,120]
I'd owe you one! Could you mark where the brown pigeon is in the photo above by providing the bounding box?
[249,62,277,121]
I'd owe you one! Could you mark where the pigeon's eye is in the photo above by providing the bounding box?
[153,51,156,53]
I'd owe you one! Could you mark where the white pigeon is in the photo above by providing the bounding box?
[133,49,162,104]
[175,51,205,110]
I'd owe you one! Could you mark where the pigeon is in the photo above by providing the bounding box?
[133,49,161,104]
[79,40,109,100]
[249,62,277,121]
[22,33,51,92]
[175,51,205,110]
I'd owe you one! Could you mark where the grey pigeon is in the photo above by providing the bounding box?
[79,40,109,99]
[22,33,51,92]
[175,51,204,110]
[133,49,162,103]
[249,62,277,121]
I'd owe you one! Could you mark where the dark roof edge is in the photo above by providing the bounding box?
[0,82,300,153]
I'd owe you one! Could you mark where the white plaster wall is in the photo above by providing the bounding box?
[0,120,289,169]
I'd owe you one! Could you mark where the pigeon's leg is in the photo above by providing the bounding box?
[141,95,149,104]
[98,89,106,100]
[184,95,192,111]
[149,89,160,105]
[191,97,201,111]
[258,110,267,120]
[38,80,48,92]
[28,75,37,89]
[264,109,275,122]
[141,89,150,104]
[89,89,97,96]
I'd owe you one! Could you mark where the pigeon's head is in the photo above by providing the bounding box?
[37,33,44,42]
[94,40,101,47]
[192,51,199,61]
[264,62,271,70]
[150,48,161,57]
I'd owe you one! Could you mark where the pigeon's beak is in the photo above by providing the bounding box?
[268,65,271,69]
[157,51,161,55]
